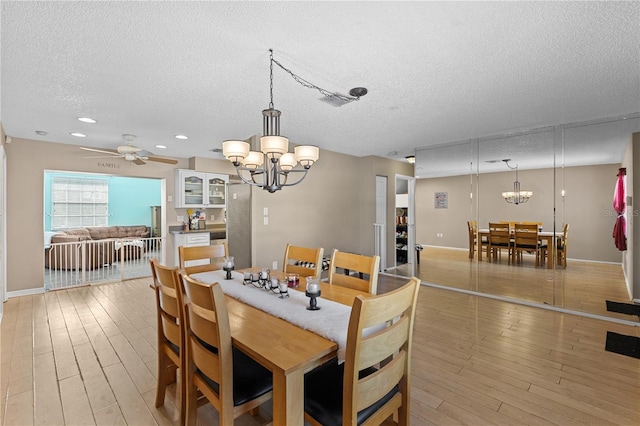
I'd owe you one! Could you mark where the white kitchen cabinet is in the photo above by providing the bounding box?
[173,231,210,267]
[174,170,228,208]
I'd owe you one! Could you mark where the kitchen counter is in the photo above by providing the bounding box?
[169,224,226,235]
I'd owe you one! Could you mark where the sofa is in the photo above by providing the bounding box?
[45,225,150,270]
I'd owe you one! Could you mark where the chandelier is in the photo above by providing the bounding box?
[222,50,319,193]
[222,50,366,193]
[501,159,533,204]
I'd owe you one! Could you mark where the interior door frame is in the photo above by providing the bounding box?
[375,175,387,271]
[1,145,6,311]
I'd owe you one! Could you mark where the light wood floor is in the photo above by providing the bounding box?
[390,246,636,322]
[1,275,639,425]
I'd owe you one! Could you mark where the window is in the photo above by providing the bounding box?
[51,176,109,229]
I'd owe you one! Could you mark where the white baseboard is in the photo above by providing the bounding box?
[7,287,45,298]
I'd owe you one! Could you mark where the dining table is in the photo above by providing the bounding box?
[189,268,368,425]
[477,228,564,268]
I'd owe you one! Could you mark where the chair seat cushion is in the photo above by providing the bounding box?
[198,347,272,406]
[516,244,539,249]
[490,242,510,247]
[304,359,398,425]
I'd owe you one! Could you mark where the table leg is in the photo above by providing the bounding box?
[273,368,304,425]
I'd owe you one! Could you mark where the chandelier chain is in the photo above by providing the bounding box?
[270,53,360,103]
[269,49,274,109]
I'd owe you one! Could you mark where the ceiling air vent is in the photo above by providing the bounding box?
[319,94,356,107]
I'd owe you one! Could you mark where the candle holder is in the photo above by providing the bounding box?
[258,268,271,288]
[286,273,300,288]
[250,272,261,288]
[278,279,290,298]
[305,276,321,310]
[242,271,252,285]
[222,256,234,280]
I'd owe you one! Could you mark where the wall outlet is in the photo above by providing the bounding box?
[263,216,268,225]
[272,261,278,270]
[436,232,444,238]
[177,215,184,222]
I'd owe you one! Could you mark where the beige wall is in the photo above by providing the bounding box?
[4,137,410,293]
[416,164,621,263]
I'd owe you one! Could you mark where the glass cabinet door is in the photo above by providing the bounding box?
[183,173,204,206]
[207,177,226,207]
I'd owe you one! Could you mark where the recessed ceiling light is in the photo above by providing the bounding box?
[70,132,86,137]
[155,144,167,149]
[35,130,48,135]
[175,134,188,140]
[77,117,97,124]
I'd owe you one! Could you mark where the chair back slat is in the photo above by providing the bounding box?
[283,244,324,277]
[514,223,539,246]
[342,277,420,425]
[358,316,410,367]
[356,352,406,411]
[179,244,228,275]
[328,249,380,294]
[488,222,511,244]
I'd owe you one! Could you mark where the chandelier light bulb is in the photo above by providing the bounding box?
[241,151,265,170]
[260,135,289,159]
[279,153,298,171]
[295,145,319,168]
[222,140,250,165]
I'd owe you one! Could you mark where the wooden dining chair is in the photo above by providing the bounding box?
[488,222,512,263]
[327,249,380,294]
[467,220,477,259]
[541,223,569,268]
[178,243,228,275]
[178,272,273,426]
[304,277,421,426]
[512,223,542,266]
[149,258,186,426]
[283,243,324,277]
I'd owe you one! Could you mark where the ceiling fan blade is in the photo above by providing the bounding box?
[83,154,125,159]
[133,158,147,165]
[146,156,179,165]
[79,147,119,155]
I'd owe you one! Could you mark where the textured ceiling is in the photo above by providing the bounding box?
[1,1,639,173]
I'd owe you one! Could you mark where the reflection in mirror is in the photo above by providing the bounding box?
[395,114,639,322]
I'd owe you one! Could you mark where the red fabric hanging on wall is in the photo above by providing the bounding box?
[613,167,626,251]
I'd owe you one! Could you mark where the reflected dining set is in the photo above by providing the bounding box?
[468,220,569,269]
[149,242,419,425]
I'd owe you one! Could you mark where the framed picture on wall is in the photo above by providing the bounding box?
[434,192,448,209]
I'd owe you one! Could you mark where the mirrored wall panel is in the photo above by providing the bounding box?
[408,114,639,321]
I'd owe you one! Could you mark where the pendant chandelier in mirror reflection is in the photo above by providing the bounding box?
[501,159,533,204]
[223,49,367,193]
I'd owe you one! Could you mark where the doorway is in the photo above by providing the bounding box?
[395,174,416,276]
[43,170,165,289]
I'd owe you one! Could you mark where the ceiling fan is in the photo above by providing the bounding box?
[80,134,179,165]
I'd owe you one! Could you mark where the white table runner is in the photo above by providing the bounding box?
[191,270,351,362]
